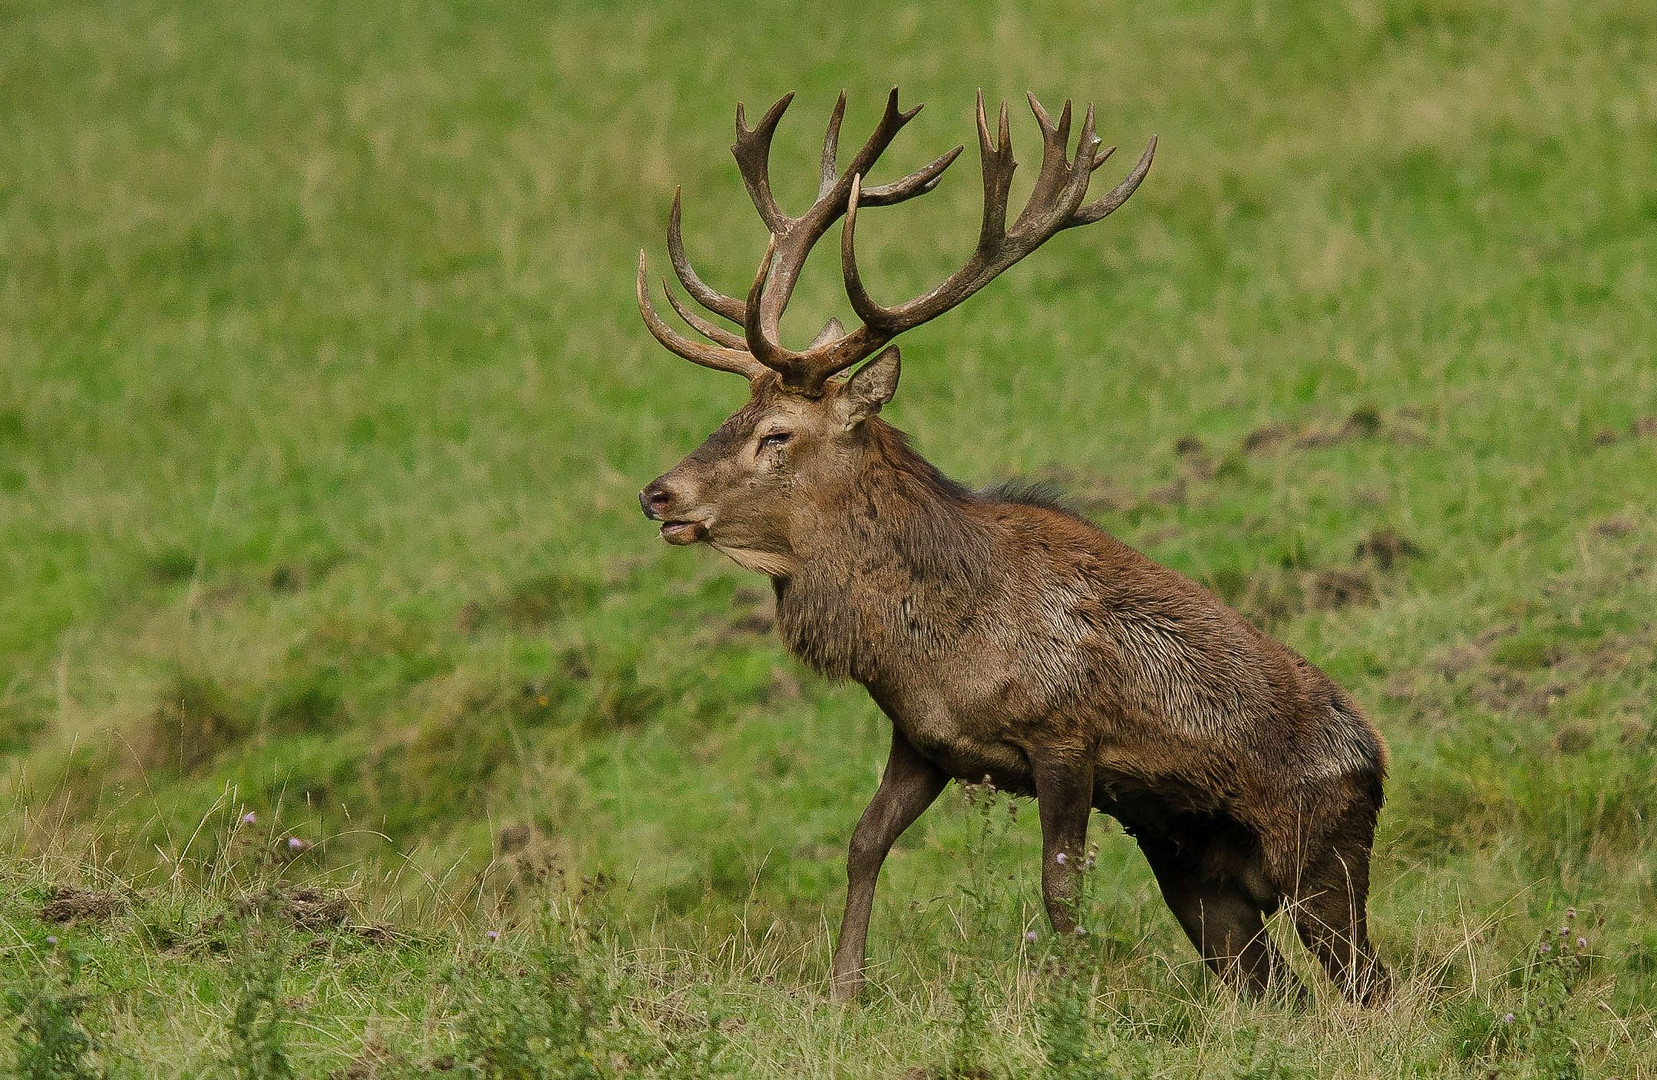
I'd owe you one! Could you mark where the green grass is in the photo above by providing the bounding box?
[1,0,1655,1075]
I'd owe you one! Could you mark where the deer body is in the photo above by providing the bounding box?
[636,90,1389,1004]
[776,422,1383,800]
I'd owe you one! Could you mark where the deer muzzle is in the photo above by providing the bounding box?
[639,479,709,545]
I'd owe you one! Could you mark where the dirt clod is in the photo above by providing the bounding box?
[238,886,353,930]
[1354,527,1423,570]
[1174,435,1207,456]
[42,886,127,924]
[497,823,534,855]
[1175,438,1219,479]
[1307,568,1376,609]
[1432,627,1509,677]
[1346,406,1383,435]
[714,593,777,645]
[1144,477,1187,508]
[1243,423,1291,453]
[1552,723,1593,755]
[1245,409,1385,454]
[728,610,775,636]
[355,924,398,946]
[1295,409,1381,449]
[492,823,562,895]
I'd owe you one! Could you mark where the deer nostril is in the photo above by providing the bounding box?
[640,484,674,518]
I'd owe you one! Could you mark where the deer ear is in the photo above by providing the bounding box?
[837,347,900,428]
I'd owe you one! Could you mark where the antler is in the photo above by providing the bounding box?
[637,90,1154,394]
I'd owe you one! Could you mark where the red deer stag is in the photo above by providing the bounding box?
[637,89,1390,1005]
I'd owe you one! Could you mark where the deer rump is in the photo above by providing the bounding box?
[636,89,1391,1006]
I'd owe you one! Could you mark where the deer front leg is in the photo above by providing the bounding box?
[830,729,948,1001]
[1031,749,1095,934]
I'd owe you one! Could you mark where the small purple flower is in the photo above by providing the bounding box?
[1073,926,1087,936]
[1025,930,1038,943]
[1577,937,1587,949]
[1566,907,1576,920]
[1539,942,1551,954]
[1502,1013,1515,1024]
[486,930,500,941]
[1054,852,1067,865]
[241,812,257,825]
[44,935,57,947]
[286,836,310,852]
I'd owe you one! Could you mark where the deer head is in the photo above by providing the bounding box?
[637,89,1154,575]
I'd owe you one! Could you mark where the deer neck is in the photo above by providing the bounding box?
[772,420,997,685]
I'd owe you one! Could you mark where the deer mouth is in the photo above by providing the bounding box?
[659,520,708,545]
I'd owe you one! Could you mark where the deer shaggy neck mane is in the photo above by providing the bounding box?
[775,417,998,684]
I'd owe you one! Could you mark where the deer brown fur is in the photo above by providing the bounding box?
[637,89,1390,1005]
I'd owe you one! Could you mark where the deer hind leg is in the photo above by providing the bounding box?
[1140,832,1300,1000]
[1283,794,1391,1006]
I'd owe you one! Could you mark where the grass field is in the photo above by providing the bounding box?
[2,1,1655,1076]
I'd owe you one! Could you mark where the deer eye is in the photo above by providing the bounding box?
[758,431,792,453]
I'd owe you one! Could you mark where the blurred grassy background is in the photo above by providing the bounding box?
[1,0,1654,1075]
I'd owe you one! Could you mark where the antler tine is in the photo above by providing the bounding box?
[662,278,748,350]
[859,143,963,206]
[1021,93,1073,219]
[668,189,746,324]
[819,91,847,199]
[733,92,796,233]
[977,90,1017,252]
[808,317,846,349]
[636,252,768,379]
[1070,135,1157,226]
[1042,102,1103,226]
[841,173,885,331]
[830,89,923,197]
[743,236,794,373]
